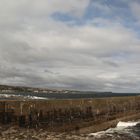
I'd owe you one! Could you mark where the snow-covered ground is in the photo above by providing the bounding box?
[0,93,47,100]
[87,121,140,140]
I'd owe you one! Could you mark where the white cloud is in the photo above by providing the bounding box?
[97,73,119,80]
[0,0,140,92]
[0,0,90,18]
[130,1,140,20]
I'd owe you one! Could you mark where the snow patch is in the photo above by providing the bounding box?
[0,94,47,100]
[88,121,140,138]
[117,121,139,128]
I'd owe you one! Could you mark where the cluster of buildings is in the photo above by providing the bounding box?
[0,85,72,94]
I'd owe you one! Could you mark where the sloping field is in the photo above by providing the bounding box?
[0,96,140,132]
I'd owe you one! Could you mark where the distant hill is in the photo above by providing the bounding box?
[0,84,140,100]
[0,84,71,94]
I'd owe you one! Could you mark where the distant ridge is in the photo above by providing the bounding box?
[0,84,140,98]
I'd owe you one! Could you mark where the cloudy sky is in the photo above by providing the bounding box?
[0,0,140,92]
